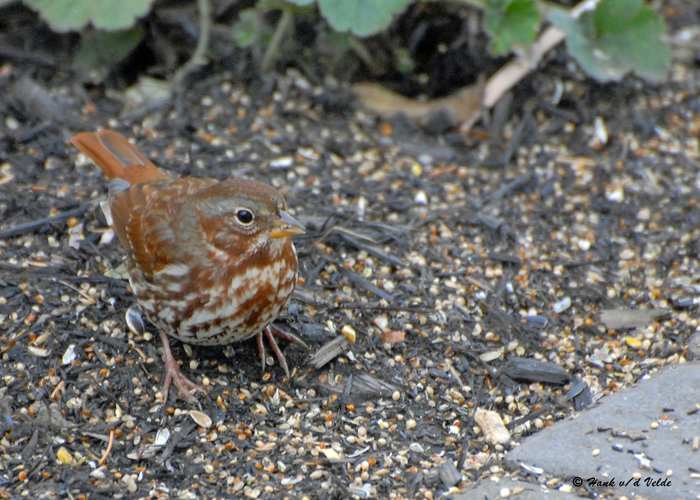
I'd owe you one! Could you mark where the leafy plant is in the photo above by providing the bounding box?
[22,0,151,81]
[284,0,670,83]
[20,0,672,85]
[484,0,540,55]
[548,0,671,82]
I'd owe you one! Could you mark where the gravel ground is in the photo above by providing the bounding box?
[1,53,700,500]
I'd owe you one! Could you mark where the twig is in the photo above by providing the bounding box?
[98,430,115,466]
[480,172,535,206]
[57,279,97,304]
[0,204,93,239]
[159,422,197,463]
[335,265,395,302]
[482,26,566,111]
[336,233,405,268]
[325,303,433,313]
[0,49,76,73]
[502,108,533,164]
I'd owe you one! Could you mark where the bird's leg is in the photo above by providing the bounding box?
[256,325,308,378]
[159,331,202,404]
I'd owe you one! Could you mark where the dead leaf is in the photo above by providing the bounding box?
[353,79,483,132]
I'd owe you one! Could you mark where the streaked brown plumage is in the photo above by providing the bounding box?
[72,130,305,402]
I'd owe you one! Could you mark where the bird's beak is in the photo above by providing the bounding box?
[270,210,305,238]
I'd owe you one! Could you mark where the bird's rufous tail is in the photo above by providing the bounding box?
[71,130,170,185]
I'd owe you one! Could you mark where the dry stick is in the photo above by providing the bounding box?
[480,26,567,113]
[57,279,96,304]
[98,430,115,466]
[0,203,93,239]
[335,265,395,302]
[0,49,75,72]
[337,232,405,268]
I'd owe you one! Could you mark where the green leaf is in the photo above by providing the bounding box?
[293,0,411,37]
[74,27,144,82]
[484,0,540,55]
[286,0,411,36]
[548,0,671,82]
[23,0,153,32]
[232,9,263,48]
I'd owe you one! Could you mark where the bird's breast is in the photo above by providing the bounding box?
[129,239,298,346]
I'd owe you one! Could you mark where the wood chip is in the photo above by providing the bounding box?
[475,408,510,445]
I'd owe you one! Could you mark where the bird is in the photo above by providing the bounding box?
[72,130,306,403]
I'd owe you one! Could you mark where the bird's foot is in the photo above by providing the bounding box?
[160,331,203,404]
[256,325,308,379]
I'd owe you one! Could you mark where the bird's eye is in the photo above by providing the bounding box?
[235,209,254,225]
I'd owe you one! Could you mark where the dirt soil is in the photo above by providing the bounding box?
[2,39,700,500]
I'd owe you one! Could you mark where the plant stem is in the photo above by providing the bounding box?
[173,0,212,86]
[348,37,377,74]
[262,8,293,73]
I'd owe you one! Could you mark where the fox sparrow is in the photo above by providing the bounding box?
[72,130,305,403]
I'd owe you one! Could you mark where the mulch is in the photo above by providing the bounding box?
[1,57,699,499]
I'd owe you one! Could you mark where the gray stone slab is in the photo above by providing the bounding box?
[453,478,578,500]
[505,362,700,500]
